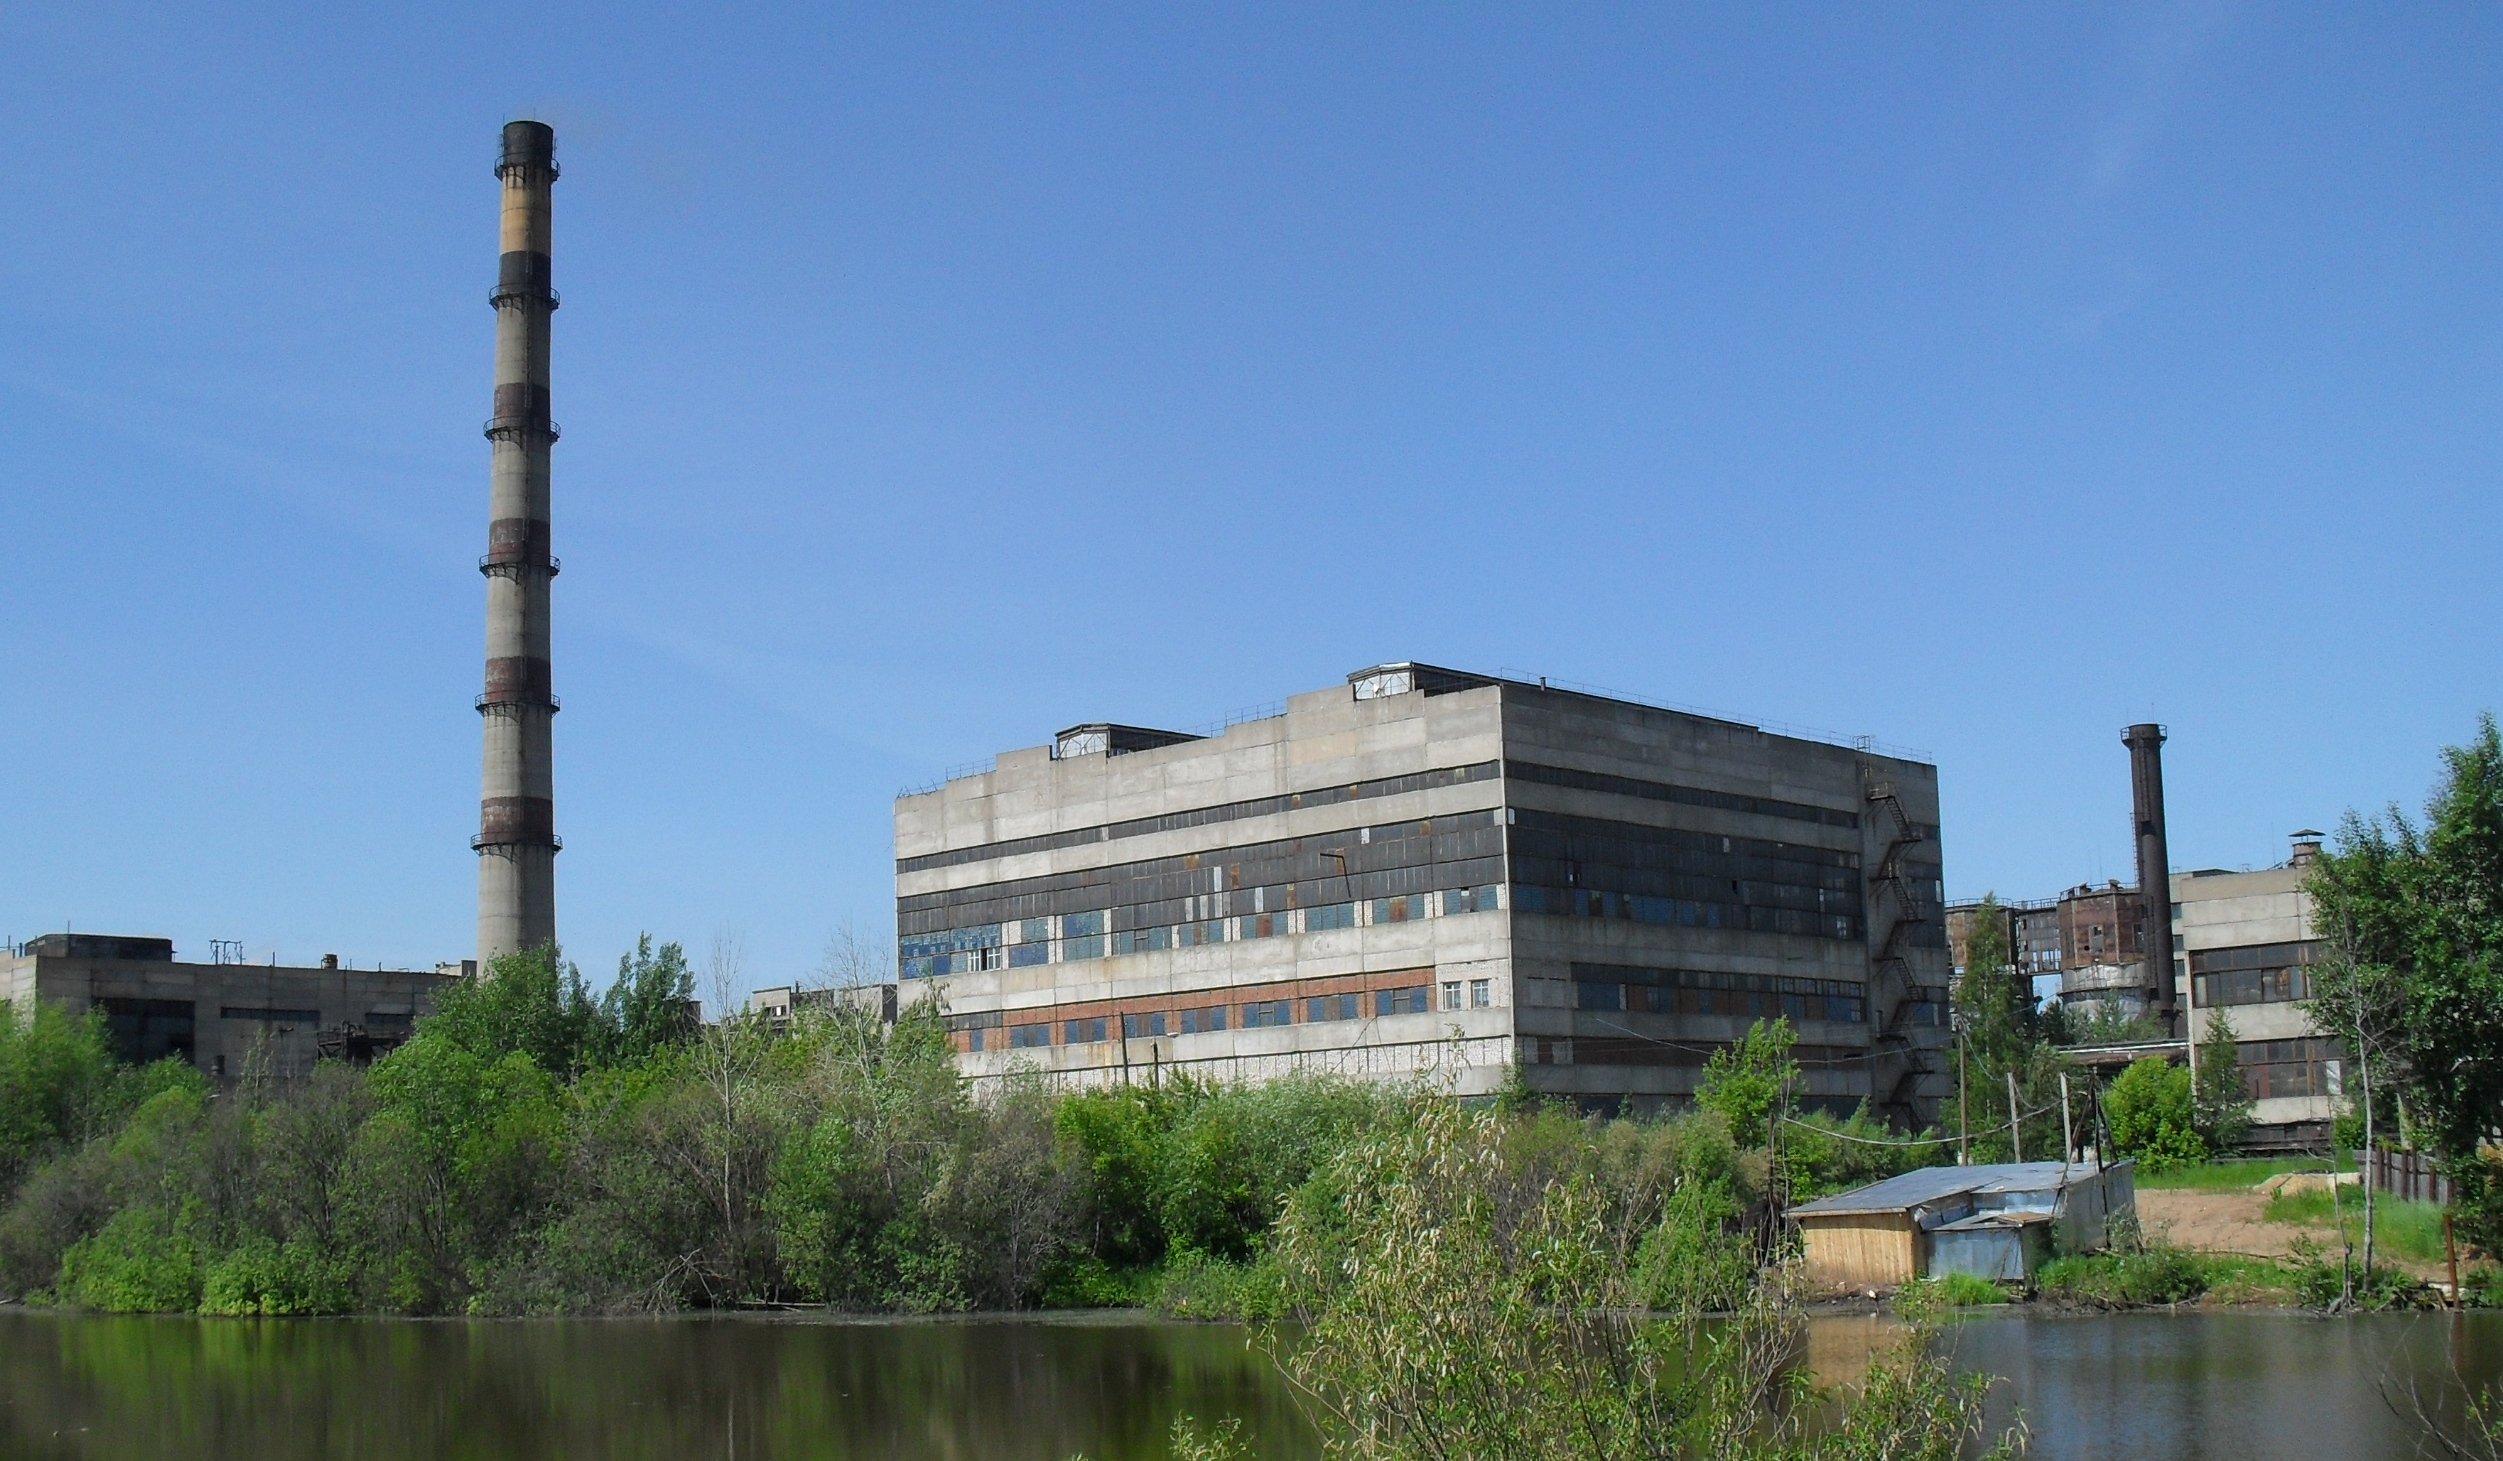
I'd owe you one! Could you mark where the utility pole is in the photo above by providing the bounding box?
[2060,1071,2076,1165]
[1957,1028,1970,1165]
[2007,1070,2023,1164]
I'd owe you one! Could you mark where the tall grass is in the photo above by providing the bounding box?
[2133,1155,2349,1192]
[2262,1189,2449,1263]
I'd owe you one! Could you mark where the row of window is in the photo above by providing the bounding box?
[1507,808,1883,945]
[897,810,1505,944]
[2235,1036,2341,1100]
[2190,940,2325,974]
[900,752,1867,878]
[1574,981,1865,1025]
[958,981,1483,1051]
[1503,758,1863,829]
[2189,941,2325,1009]
[1512,884,1861,942]
[2194,965,2311,1009]
[898,760,1503,873]
[904,887,1501,979]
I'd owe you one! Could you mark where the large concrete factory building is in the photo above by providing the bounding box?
[895,665,1953,1124]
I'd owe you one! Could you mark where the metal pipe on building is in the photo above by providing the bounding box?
[2122,723,2172,1028]
[474,119,562,961]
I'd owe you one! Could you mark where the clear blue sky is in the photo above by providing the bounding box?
[3,5,2495,996]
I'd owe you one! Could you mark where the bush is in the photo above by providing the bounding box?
[1153,1247,1287,1320]
[2037,1247,2206,1306]
[1895,1271,2010,1315]
[1037,1254,1155,1308]
[2104,1058,2206,1172]
[1780,1101,1945,1201]
[1631,1175,1752,1312]
[55,1201,204,1312]
[199,1238,354,1315]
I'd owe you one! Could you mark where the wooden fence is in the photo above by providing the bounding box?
[2366,1146,2453,1206]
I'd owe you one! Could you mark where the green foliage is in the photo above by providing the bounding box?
[1153,1247,1288,1320]
[421,945,602,1078]
[1049,1072,1403,1278]
[2103,1058,2205,1171]
[1630,1175,1752,1313]
[0,1000,144,1191]
[595,935,697,1067]
[1166,1415,1256,1461]
[1695,1016,1798,1149]
[1954,894,2037,1064]
[56,1200,204,1312]
[1038,1255,1157,1308]
[198,1238,355,1315]
[2129,1155,2331,1191]
[2281,1233,2428,1311]
[1894,1271,2009,1315]
[1779,1102,1945,1201]
[1265,1098,2020,1461]
[2307,714,2503,1250]
[2262,1188,2450,1264]
[2191,1010,2255,1153]
[2054,1000,2171,1047]
[2036,1247,2205,1306]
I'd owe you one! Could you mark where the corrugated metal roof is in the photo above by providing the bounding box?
[1788,1161,2102,1219]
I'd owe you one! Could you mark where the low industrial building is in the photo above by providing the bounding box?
[893,663,1954,1123]
[1791,1160,2138,1288]
[0,934,462,1080]
[2175,834,2340,1147]
[1949,829,2342,1149]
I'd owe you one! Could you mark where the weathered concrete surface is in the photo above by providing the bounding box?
[894,665,1951,1122]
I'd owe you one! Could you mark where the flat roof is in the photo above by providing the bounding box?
[1788,1161,2112,1219]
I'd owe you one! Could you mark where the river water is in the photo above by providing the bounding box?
[0,1307,2495,1459]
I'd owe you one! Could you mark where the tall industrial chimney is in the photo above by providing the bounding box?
[474,120,561,961]
[2122,723,2173,1027]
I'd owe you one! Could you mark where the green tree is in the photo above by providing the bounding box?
[2191,1009,2254,1154]
[422,944,602,1079]
[1954,894,2033,1067]
[2104,1057,2204,1171]
[595,935,697,1067]
[1694,1017,1798,1150]
[1260,1096,2018,1461]
[2307,714,2503,1251]
[1949,893,2075,1163]
[0,999,138,1190]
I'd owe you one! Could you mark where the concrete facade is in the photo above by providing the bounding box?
[893,665,1953,1124]
[0,935,461,1081]
[2174,838,2338,1143]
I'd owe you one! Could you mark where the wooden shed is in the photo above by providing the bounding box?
[1789,1161,2136,1289]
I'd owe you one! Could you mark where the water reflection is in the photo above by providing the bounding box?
[0,1307,2497,1460]
[0,1311,1317,1461]
[1943,1310,2503,1461]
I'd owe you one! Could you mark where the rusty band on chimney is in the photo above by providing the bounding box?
[479,516,560,578]
[473,795,561,852]
[476,655,559,715]
[490,250,559,311]
[484,415,561,442]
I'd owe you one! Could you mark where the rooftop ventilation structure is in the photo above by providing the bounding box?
[1346,663,1500,700]
[1053,724,1205,760]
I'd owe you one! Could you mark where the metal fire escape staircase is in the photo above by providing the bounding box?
[1863,779,1937,1118]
